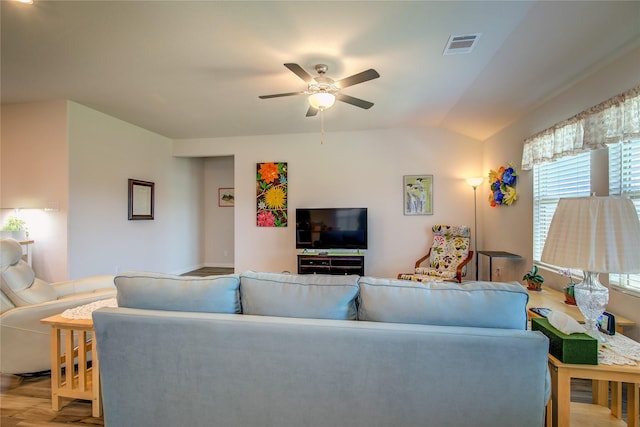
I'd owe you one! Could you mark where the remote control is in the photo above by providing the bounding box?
[529,307,551,318]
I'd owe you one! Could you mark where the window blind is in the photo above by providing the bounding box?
[609,139,640,293]
[533,152,591,262]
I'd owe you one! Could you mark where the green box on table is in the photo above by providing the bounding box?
[531,317,598,365]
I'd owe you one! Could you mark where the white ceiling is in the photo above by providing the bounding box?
[2,1,639,141]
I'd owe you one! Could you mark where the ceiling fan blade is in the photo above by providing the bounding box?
[336,69,380,89]
[259,91,306,99]
[336,93,374,109]
[284,63,315,84]
[306,106,318,117]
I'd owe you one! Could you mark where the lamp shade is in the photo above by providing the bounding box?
[541,196,640,273]
[308,92,336,110]
[466,177,484,188]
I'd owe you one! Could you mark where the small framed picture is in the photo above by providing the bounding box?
[403,175,433,215]
[128,179,154,220]
[218,188,235,207]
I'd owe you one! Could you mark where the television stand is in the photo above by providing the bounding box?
[297,254,365,276]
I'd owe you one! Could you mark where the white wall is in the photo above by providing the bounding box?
[2,101,206,282]
[174,127,484,278]
[1,101,70,281]
[483,45,640,340]
[204,156,235,267]
[67,102,205,278]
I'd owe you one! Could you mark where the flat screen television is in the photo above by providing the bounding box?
[296,208,368,250]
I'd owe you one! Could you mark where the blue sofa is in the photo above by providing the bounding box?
[93,271,550,427]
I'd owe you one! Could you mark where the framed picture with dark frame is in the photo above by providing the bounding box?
[403,175,433,215]
[218,187,235,207]
[128,179,154,220]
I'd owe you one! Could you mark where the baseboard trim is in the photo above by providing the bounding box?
[205,262,235,268]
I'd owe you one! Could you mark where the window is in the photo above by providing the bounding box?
[527,86,639,296]
[532,152,591,262]
[609,139,640,293]
[532,141,640,295]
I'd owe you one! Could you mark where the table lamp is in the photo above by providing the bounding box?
[541,196,640,340]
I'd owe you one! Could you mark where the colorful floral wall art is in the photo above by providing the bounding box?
[256,162,288,227]
[488,165,518,207]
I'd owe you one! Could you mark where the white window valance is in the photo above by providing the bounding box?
[521,86,640,170]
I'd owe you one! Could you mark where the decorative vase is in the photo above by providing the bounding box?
[526,280,542,292]
[564,284,576,305]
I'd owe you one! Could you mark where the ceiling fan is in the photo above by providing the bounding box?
[259,63,380,117]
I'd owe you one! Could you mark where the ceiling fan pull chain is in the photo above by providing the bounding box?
[320,109,325,144]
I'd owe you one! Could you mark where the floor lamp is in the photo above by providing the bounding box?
[466,177,484,280]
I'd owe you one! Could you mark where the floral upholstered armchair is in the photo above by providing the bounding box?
[397,225,473,283]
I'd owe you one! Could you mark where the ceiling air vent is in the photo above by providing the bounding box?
[443,33,482,55]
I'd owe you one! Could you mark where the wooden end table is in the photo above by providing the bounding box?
[40,314,102,417]
[527,286,638,426]
[547,353,639,427]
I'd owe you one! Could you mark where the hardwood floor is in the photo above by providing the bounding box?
[1,372,628,426]
[181,266,234,276]
[1,373,103,427]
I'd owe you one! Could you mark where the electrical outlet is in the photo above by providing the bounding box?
[224,250,229,257]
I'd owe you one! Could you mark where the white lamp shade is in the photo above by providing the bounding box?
[308,92,336,109]
[466,177,484,188]
[541,196,640,273]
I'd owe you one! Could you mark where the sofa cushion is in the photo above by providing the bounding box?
[239,271,359,320]
[114,271,241,314]
[357,277,529,329]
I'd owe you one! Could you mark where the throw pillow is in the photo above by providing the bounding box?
[358,277,528,329]
[115,271,241,313]
[240,271,359,320]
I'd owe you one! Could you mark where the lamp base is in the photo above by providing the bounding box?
[574,271,609,342]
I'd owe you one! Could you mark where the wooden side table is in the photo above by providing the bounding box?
[40,314,102,417]
[547,352,639,427]
[528,285,637,423]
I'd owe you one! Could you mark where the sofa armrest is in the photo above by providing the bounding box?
[51,275,115,297]
[1,288,117,330]
[0,288,116,374]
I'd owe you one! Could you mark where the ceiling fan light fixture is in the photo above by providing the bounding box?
[308,92,336,110]
[259,63,379,116]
